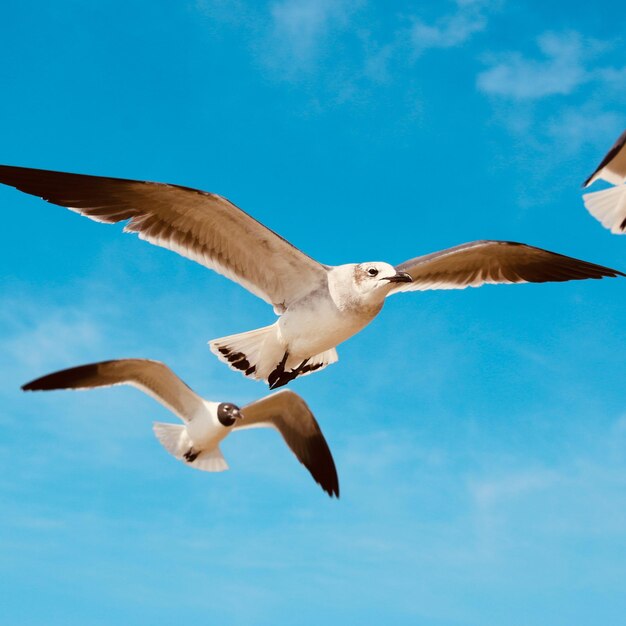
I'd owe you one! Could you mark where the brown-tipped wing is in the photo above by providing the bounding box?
[235,390,339,497]
[389,240,624,294]
[0,165,327,309]
[21,359,205,423]
[584,129,626,187]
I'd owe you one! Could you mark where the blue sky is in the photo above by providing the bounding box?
[2,1,626,624]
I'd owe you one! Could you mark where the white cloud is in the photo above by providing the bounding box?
[410,0,492,55]
[1,310,103,375]
[265,0,357,73]
[545,105,624,154]
[475,30,626,193]
[477,31,591,100]
[469,467,559,509]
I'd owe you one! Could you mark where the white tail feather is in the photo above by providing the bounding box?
[210,324,340,385]
[209,324,283,382]
[153,422,189,458]
[583,185,626,234]
[152,422,229,472]
[190,449,229,472]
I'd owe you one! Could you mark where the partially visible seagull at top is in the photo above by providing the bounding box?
[1,164,623,388]
[583,128,626,234]
[21,358,339,497]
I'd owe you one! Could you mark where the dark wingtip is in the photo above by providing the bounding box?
[598,265,626,278]
[582,171,595,188]
[312,437,340,499]
[321,478,340,499]
[580,129,626,188]
[320,467,340,498]
[19,363,102,392]
[21,377,53,391]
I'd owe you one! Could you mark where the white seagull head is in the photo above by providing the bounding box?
[352,262,413,298]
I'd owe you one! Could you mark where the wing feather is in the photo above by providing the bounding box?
[0,165,327,308]
[584,129,626,187]
[390,240,624,293]
[21,359,204,423]
[236,390,339,497]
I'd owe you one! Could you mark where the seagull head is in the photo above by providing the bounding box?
[353,262,413,297]
[217,402,243,427]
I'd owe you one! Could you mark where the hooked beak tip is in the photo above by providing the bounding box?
[385,271,413,284]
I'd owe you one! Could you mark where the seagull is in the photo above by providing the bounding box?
[21,358,339,497]
[1,165,623,388]
[583,129,626,234]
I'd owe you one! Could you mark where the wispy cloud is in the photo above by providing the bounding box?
[544,104,624,154]
[410,0,493,56]
[0,305,104,375]
[263,0,358,75]
[474,29,626,199]
[477,31,592,100]
[197,0,499,95]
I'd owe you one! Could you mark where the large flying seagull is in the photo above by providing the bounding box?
[583,129,626,234]
[1,165,623,388]
[22,358,339,497]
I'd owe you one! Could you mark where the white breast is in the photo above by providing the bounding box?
[185,400,230,449]
[278,269,382,357]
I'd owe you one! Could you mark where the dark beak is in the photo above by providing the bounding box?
[233,408,244,420]
[385,271,413,284]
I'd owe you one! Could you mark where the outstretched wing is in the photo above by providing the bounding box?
[21,359,205,423]
[0,165,328,309]
[389,240,624,293]
[583,129,626,187]
[236,390,339,497]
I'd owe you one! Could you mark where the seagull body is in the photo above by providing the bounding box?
[216,262,406,387]
[583,129,626,233]
[1,165,623,388]
[21,359,339,496]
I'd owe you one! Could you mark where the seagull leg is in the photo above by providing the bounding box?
[268,352,290,390]
[295,357,310,373]
[269,357,316,389]
[183,448,200,463]
[293,357,325,377]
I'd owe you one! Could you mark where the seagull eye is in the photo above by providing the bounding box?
[367,268,378,277]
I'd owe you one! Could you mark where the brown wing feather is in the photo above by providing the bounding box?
[583,129,626,187]
[0,165,327,308]
[391,240,624,293]
[21,359,204,422]
[237,390,339,497]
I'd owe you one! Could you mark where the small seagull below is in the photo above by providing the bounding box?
[1,165,623,388]
[583,128,626,234]
[22,359,339,497]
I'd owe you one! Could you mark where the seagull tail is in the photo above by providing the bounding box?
[583,185,626,234]
[210,325,339,387]
[209,324,280,382]
[152,422,228,472]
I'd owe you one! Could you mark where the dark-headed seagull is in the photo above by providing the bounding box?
[583,129,626,233]
[22,359,339,497]
[1,165,623,388]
